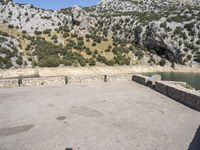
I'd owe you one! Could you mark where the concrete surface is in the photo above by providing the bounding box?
[0,81,200,150]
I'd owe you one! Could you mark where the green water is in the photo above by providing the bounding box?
[143,72,200,90]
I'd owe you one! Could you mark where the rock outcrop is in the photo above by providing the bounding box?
[71,6,96,35]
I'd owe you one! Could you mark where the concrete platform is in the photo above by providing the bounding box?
[0,81,200,150]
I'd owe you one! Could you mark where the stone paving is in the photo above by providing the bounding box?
[0,81,200,150]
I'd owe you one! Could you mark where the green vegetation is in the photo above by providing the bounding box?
[159,58,166,66]
[0,46,20,68]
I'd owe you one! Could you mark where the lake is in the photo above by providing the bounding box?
[143,72,200,90]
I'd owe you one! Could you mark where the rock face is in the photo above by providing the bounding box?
[101,0,114,6]
[0,2,69,33]
[95,0,200,64]
[71,6,96,35]
[0,33,23,68]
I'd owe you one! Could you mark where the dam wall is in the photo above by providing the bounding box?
[132,74,200,111]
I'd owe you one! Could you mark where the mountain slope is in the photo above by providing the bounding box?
[0,0,200,69]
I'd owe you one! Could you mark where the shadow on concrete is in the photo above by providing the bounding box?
[188,126,200,150]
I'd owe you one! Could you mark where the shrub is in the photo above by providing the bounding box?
[34,30,42,35]
[63,59,74,66]
[63,32,69,38]
[85,34,91,38]
[159,58,166,66]
[125,58,130,65]
[38,55,61,67]
[71,33,78,38]
[89,58,96,66]
[103,30,108,37]
[77,40,84,46]
[93,35,103,43]
[79,59,86,66]
[135,51,144,60]
[0,31,9,37]
[9,11,12,16]
[105,59,115,66]
[78,37,83,41]
[43,29,51,34]
[8,24,14,29]
[195,52,200,62]
[85,48,92,55]
[92,42,96,47]
[103,38,108,41]
[24,12,28,16]
[187,55,192,60]
[160,22,167,28]
[16,56,23,65]
[0,36,7,43]
[22,30,27,34]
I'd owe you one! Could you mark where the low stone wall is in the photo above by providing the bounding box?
[155,81,200,111]
[107,74,133,82]
[0,79,19,88]
[67,74,133,84]
[21,77,65,86]
[132,74,148,85]
[67,75,105,84]
[132,74,200,111]
[0,73,135,88]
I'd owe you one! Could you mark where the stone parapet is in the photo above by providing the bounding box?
[132,74,148,85]
[155,81,200,111]
[107,73,133,82]
[0,79,19,88]
[67,75,105,84]
[21,77,65,86]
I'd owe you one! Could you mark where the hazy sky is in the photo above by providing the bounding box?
[14,0,100,10]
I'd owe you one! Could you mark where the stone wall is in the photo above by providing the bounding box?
[155,81,200,111]
[21,77,66,86]
[0,73,134,88]
[67,75,105,84]
[107,73,133,82]
[132,74,148,85]
[0,79,19,88]
[132,74,200,111]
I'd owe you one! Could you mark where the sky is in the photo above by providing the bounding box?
[14,0,100,10]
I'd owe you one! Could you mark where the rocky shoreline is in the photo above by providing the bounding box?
[0,65,200,79]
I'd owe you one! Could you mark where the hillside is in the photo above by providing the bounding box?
[0,0,200,69]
